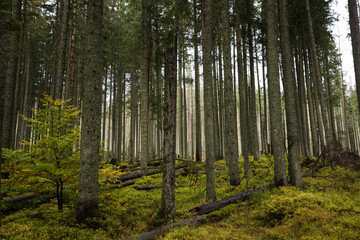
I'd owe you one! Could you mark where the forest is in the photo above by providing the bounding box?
[1,0,360,239]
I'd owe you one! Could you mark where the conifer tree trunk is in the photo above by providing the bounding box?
[55,0,69,100]
[0,0,12,227]
[162,43,177,224]
[279,0,302,186]
[266,0,287,186]
[235,0,250,178]
[3,0,21,150]
[348,0,360,115]
[193,0,202,162]
[202,0,216,202]
[222,0,240,186]
[305,0,332,147]
[77,0,104,222]
[130,73,138,163]
[140,0,149,171]
[304,49,319,156]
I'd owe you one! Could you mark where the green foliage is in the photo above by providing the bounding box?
[2,94,80,210]
[2,155,360,239]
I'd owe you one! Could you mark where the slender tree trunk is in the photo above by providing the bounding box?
[77,0,103,222]
[304,49,319,156]
[140,0,149,171]
[3,0,21,150]
[193,0,202,162]
[55,0,69,100]
[162,45,177,223]
[235,1,250,178]
[0,0,12,226]
[348,0,360,115]
[305,0,332,147]
[222,0,240,186]
[279,0,302,186]
[266,0,287,186]
[202,0,216,202]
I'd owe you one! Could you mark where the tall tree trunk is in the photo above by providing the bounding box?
[193,0,202,162]
[77,0,104,222]
[235,1,250,178]
[162,44,177,223]
[348,0,360,115]
[55,0,69,100]
[305,0,332,147]
[304,49,319,156]
[222,0,240,186]
[130,73,138,164]
[3,0,21,150]
[0,0,12,226]
[140,0,149,171]
[266,0,287,186]
[202,0,216,202]
[279,0,302,186]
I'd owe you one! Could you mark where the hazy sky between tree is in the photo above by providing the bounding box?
[332,0,355,88]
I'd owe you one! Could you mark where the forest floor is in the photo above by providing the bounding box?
[1,154,360,239]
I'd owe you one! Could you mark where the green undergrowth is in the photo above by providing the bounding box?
[1,155,360,239]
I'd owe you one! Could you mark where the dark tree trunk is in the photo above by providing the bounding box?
[266,0,287,186]
[222,0,240,186]
[348,0,360,115]
[279,0,302,186]
[140,0,149,172]
[235,1,250,178]
[76,0,104,222]
[162,45,177,223]
[202,0,216,202]
[193,0,202,162]
[3,0,21,150]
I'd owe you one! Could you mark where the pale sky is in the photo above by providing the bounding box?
[331,0,355,88]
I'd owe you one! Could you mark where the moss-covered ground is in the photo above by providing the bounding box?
[1,155,360,239]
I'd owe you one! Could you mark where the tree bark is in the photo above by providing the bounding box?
[140,0,149,172]
[279,0,302,186]
[77,0,103,222]
[193,0,202,162]
[266,0,287,186]
[222,0,240,186]
[202,0,217,202]
[235,1,250,178]
[162,45,177,223]
[348,0,360,115]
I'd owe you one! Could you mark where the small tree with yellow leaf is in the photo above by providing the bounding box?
[19,94,80,211]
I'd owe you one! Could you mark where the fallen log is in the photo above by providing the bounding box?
[100,180,136,191]
[178,170,226,176]
[133,185,162,191]
[133,185,186,191]
[107,163,189,184]
[191,184,274,215]
[1,193,37,204]
[123,215,208,240]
